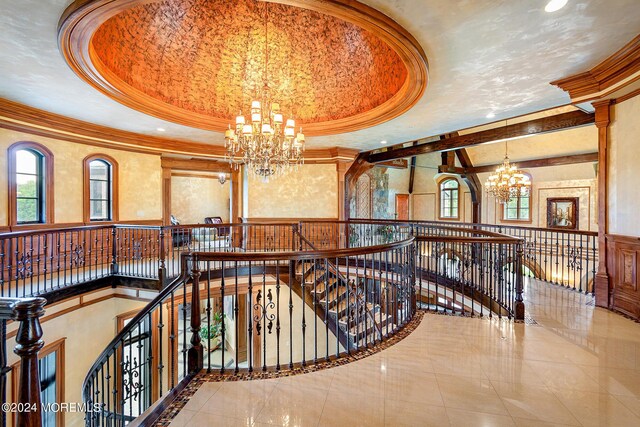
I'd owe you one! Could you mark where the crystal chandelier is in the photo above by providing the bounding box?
[484,141,531,204]
[224,2,305,181]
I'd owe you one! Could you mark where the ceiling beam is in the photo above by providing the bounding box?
[367,110,595,163]
[465,152,599,174]
[455,148,481,224]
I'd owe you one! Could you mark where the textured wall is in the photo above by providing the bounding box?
[247,164,337,218]
[0,128,163,225]
[171,175,230,224]
[609,95,640,237]
[480,174,597,231]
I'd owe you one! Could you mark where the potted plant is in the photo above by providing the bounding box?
[199,312,226,352]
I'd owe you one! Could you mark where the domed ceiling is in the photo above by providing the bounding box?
[60,0,428,136]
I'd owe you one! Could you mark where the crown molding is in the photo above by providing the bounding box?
[551,34,640,103]
[0,98,359,162]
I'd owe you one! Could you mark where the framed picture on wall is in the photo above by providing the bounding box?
[547,198,579,230]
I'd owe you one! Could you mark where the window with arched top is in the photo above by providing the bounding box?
[502,174,532,222]
[84,154,118,222]
[439,178,460,219]
[8,142,54,226]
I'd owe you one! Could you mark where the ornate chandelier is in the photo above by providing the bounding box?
[484,141,531,204]
[224,2,305,181]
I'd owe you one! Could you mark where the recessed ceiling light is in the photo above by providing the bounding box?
[156,127,166,132]
[380,140,388,144]
[545,0,568,13]
[486,112,496,119]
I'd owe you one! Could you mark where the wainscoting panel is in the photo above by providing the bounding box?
[607,234,640,320]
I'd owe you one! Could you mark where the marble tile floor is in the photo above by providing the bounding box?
[169,280,640,426]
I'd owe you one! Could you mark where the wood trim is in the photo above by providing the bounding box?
[58,0,428,137]
[454,148,481,223]
[83,153,120,223]
[614,86,640,104]
[7,141,55,227]
[162,167,172,226]
[368,111,595,163]
[594,100,612,307]
[170,172,226,180]
[11,338,66,427]
[0,219,162,234]
[161,157,231,173]
[436,177,461,221]
[465,152,599,174]
[0,98,360,161]
[551,34,640,102]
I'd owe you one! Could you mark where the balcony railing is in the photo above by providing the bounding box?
[0,219,596,426]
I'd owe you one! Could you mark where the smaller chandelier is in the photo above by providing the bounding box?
[485,142,531,204]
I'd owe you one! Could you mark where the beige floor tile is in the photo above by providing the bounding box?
[580,365,640,397]
[512,418,577,427]
[181,382,223,412]
[199,379,278,421]
[446,408,516,427]
[168,409,197,427]
[185,412,253,427]
[491,381,580,426]
[525,361,603,393]
[436,374,509,415]
[384,400,449,427]
[384,369,443,405]
[255,382,327,426]
[318,394,384,427]
[613,394,640,418]
[551,389,640,427]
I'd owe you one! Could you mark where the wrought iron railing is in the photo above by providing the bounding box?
[352,219,598,295]
[82,223,415,425]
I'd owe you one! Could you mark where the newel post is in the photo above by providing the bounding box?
[14,297,47,427]
[514,242,525,321]
[187,257,203,375]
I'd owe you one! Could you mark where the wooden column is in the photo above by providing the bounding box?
[161,166,172,225]
[231,170,240,223]
[337,162,349,221]
[593,100,612,308]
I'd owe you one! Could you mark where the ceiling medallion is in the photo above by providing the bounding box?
[58,0,428,137]
[484,141,531,204]
[224,1,304,181]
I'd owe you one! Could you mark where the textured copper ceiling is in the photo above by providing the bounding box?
[59,0,428,136]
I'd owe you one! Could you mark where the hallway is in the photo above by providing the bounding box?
[164,280,640,426]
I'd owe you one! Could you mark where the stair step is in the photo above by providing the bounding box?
[347,314,395,338]
[309,278,337,294]
[340,310,391,329]
[319,285,349,305]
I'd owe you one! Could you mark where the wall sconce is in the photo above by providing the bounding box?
[218,173,227,185]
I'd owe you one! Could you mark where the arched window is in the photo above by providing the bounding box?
[84,155,118,222]
[8,142,54,226]
[502,175,532,222]
[439,178,459,219]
